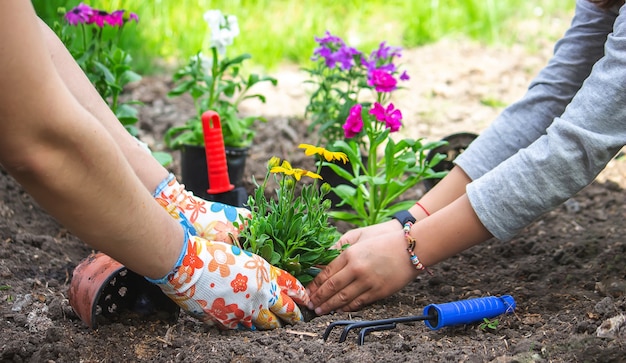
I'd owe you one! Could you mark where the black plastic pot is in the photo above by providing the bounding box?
[422,132,479,191]
[180,144,249,207]
[319,160,350,209]
[319,156,368,210]
[224,146,248,187]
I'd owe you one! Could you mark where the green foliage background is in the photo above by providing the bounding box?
[33,1,574,73]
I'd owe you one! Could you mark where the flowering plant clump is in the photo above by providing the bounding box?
[165,10,277,149]
[236,144,348,284]
[303,31,410,147]
[306,32,447,226]
[57,3,142,137]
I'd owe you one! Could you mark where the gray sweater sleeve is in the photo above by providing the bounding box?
[454,0,626,241]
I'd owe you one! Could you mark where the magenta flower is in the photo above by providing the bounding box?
[106,10,125,26]
[105,10,139,26]
[370,102,402,132]
[343,104,364,138]
[368,69,397,93]
[65,3,93,25]
[127,12,140,23]
[87,9,110,27]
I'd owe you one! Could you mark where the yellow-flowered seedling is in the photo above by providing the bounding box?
[236,144,348,284]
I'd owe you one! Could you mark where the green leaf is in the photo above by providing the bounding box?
[167,79,196,96]
[152,151,173,167]
[121,69,142,85]
[93,60,115,84]
[259,242,274,262]
[115,104,138,125]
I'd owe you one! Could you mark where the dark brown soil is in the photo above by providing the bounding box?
[2,40,626,362]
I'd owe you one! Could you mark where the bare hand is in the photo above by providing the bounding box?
[307,223,419,315]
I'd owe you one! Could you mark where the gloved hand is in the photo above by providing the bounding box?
[153,173,251,243]
[147,226,308,330]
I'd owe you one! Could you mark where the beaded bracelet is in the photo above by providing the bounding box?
[403,221,433,275]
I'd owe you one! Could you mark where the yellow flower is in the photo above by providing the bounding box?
[305,170,322,180]
[298,143,348,164]
[270,160,322,181]
[267,156,280,169]
[270,160,294,175]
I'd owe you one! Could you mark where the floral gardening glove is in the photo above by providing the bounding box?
[153,173,251,243]
[146,226,308,330]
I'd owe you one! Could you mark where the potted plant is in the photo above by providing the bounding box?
[327,101,448,227]
[236,144,349,284]
[303,31,448,225]
[302,32,414,207]
[164,9,277,196]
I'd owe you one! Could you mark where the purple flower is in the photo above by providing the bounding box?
[312,31,360,70]
[334,46,360,70]
[362,41,402,73]
[65,3,93,25]
[343,104,364,138]
[371,41,402,63]
[314,30,344,46]
[367,69,397,93]
[360,41,411,84]
[370,102,402,132]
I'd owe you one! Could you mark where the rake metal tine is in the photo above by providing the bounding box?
[324,315,434,343]
[358,323,398,345]
[338,316,419,343]
[322,320,358,341]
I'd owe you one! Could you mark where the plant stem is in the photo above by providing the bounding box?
[208,47,220,112]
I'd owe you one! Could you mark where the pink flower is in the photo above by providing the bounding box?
[343,104,363,138]
[106,10,125,26]
[369,102,402,132]
[87,9,109,27]
[65,3,93,25]
[367,69,397,93]
[106,10,140,26]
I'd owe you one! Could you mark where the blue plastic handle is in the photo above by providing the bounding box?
[423,295,516,330]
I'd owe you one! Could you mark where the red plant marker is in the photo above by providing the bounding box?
[202,111,235,194]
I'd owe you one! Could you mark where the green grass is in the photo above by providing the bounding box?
[33,1,574,74]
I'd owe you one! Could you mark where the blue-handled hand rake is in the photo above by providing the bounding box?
[322,295,516,345]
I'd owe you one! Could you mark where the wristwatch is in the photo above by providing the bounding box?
[392,210,416,226]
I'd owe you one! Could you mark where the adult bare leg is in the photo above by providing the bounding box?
[38,18,168,193]
[0,1,182,279]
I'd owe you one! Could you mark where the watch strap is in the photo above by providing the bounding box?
[392,210,416,226]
